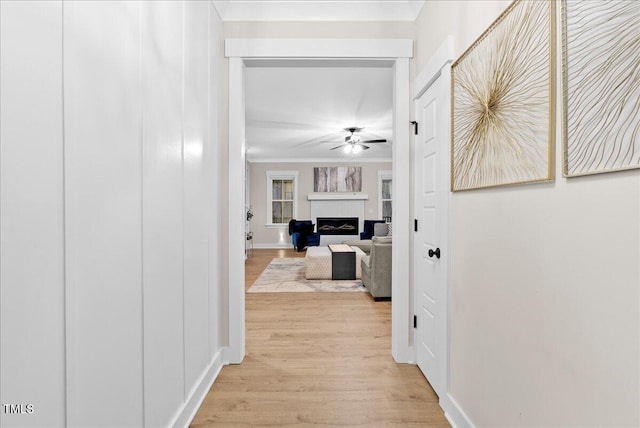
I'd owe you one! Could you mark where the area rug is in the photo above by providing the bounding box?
[247,258,366,293]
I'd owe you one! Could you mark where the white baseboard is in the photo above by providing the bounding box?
[171,349,225,428]
[252,243,292,249]
[252,239,358,249]
[441,393,475,428]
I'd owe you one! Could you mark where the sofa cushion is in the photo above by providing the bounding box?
[361,254,371,269]
[341,239,372,254]
[372,236,392,245]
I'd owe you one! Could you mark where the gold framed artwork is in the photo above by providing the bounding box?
[451,0,555,191]
[562,0,640,177]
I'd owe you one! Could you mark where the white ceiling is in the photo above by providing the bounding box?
[223,1,412,162]
[213,1,425,22]
[245,61,394,162]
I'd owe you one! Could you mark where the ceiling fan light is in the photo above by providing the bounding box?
[352,144,362,154]
[343,145,352,154]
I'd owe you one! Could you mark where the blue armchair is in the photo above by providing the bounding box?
[288,219,321,252]
[360,220,385,240]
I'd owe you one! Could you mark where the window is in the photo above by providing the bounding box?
[378,170,392,221]
[266,171,298,225]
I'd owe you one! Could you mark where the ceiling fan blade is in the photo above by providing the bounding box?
[246,119,320,130]
[298,131,345,146]
[360,145,370,150]
[330,144,346,150]
[361,139,387,143]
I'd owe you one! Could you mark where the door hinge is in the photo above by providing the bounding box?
[410,120,418,135]
[413,315,417,329]
[414,219,418,232]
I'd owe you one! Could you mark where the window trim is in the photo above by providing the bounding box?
[378,170,392,220]
[266,170,298,227]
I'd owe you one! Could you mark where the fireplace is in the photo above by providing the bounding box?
[316,217,359,235]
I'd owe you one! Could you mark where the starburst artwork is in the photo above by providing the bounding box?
[451,0,555,191]
[562,0,640,177]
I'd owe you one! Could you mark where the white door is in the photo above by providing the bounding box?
[414,65,450,397]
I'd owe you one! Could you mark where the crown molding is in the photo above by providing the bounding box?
[213,1,425,22]
[226,38,413,58]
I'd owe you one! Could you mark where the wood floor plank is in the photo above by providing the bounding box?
[191,249,449,427]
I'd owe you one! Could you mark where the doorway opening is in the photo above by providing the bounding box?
[226,39,414,364]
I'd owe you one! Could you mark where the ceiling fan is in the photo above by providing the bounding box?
[330,127,387,154]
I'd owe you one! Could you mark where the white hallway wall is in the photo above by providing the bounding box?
[0,1,224,427]
[414,1,639,427]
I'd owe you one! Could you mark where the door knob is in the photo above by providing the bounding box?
[428,248,441,259]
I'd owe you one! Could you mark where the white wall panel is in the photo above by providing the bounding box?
[140,2,186,427]
[63,2,144,426]
[0,1,225,427]
[0,2,65,426]
[182,0,212,394]
[208,2,223,359]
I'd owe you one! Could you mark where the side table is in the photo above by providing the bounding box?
[328,244,356,280]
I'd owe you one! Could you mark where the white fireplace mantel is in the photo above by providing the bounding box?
[307,193,368,201]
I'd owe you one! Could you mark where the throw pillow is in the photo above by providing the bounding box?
[387,223,393,236]
[373,223,388,237]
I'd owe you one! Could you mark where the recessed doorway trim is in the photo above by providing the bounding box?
[225,38,413,364]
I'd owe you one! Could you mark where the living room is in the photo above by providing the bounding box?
[242,63,395,298]
[246,162,392,248]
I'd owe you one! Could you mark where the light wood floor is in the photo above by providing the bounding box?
[191,249,449,427]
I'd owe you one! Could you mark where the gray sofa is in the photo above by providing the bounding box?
[342,223,390,254]
[361,236,392,300]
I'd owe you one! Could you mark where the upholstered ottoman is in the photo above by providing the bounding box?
[305,246,365,280]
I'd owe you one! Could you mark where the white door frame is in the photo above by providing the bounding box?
[225,38,414,364]
[411,36,468,425]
